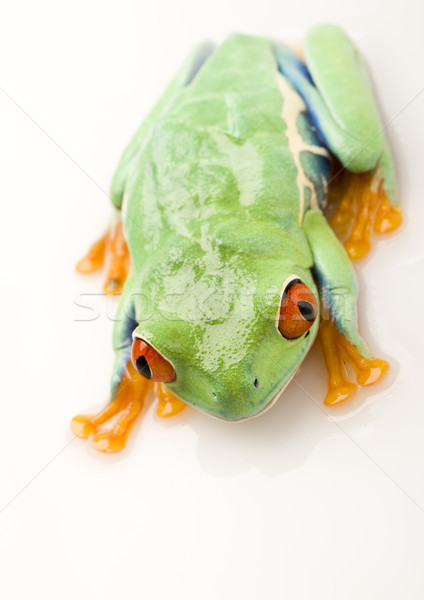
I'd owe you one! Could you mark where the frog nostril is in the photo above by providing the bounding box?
[253,378,259,388]
[135,355,152,379]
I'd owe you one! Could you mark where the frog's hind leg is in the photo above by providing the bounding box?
[329,169,402,260]
[76,215,130,294]
[274,25,402,259]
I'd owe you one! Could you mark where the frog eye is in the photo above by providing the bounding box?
[131,338,176,382]
[278,281,317,339]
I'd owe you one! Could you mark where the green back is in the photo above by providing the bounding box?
[122,35,320,419]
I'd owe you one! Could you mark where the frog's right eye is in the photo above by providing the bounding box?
[277,279,317,339]
[131,338,176,382]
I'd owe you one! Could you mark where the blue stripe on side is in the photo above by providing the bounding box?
[272,41,330,149]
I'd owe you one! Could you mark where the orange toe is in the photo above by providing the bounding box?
[324,382,358,406]
[355,358,389,386]
[76,235,107,273]
[70,415,97,439]
[155,383,187,418]
[343,239,370,261]
[76,256,102,273]
[374,197,403,234]
[91,431,128,453]
[103,278,125,295]
[328,171,401,260]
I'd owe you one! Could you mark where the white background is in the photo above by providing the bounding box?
[1,1,424,598]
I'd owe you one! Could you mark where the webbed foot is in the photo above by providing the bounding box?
[76,218,130,294]
[329,171,402,260]
[318,319,389,406]
[71,362,153,453]
[373,195,403,234]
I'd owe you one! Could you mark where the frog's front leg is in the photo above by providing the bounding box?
[76,214,130,294]
[71,359,153,452]
[304,210,388,405]
[71,367,186,452]
[71,276,186,452]
[274,25,402,259]
[318,318,389,405]
[71,279,150,451]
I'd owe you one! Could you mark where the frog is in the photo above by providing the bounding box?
[71,24,402,453]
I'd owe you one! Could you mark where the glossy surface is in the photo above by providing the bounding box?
[3,3,423,597]
[73,26,401,449]
[123,34,323,420]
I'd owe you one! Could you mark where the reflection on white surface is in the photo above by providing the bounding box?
[1,2,424,599]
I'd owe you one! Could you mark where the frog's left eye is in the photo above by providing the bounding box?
[131,338,176,382]
[278,281,317,339]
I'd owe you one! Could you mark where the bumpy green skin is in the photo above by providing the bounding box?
[109,26,396,420]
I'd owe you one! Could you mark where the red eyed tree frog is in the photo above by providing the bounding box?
[72,25,402,453]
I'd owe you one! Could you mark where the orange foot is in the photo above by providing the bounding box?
[76,218,130,294]
[71,365,187,453]
[71,362,153,453]
[318,319,389,406]
[329,171,402,260]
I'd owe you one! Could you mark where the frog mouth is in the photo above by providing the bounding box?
[206,369,298,422]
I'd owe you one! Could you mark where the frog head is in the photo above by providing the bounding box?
[131,258,319,421]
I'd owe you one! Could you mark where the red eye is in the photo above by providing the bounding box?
[131,338,176,382]
[278,282,317,339]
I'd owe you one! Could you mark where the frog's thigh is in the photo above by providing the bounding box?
[307,25,401,226]
[274,27,402,258]
[303,26,385,171]
[274,26,397,202]
[303,210,389,404]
